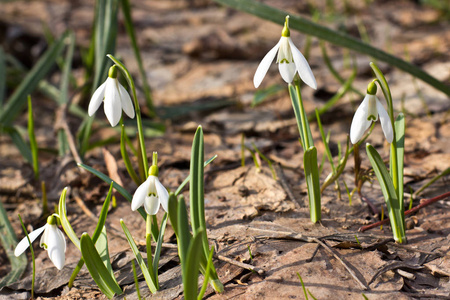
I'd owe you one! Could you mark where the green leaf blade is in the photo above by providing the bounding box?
[304,147,321,223]
[80,233,122,299]
[366,144,406,243]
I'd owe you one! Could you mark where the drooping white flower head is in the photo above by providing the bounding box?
[88,65,135,127]
[350,81,393,144]
[253,15,317,90]
[15,215,66,270]
[131,164,169,215]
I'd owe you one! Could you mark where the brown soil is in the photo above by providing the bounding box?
[0,0,449,299]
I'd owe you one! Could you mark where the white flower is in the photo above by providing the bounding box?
[88,66,135,127]
[350,90,393,144]
[131,175,169,215]
[15,216,66,270]
[253,15,316,90]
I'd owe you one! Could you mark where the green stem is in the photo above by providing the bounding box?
[18,215,35,299]
[294,82,311,149]
[146,214,154,273]
[107,54,148,178]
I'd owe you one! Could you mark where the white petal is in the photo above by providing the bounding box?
[88,81,107,116]
[103,78,122,127]
[131,178,151,211]
[253,38,282,88]
[376,99,393,143]
[155,177,169,212]
[14,224,47,257]
[144,195,160,215]
[278,61,296,84]
[46,225,66,270]
[288,38,317,89]
[350,95,372,144]
[118,84,135,119]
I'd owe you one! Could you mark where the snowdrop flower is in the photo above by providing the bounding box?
[253,15,316,89]
[15,215,66,270]
[350,81,393,144]
[131,164,169,215]
[88,65,135,127]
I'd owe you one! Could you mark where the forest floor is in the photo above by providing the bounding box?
[0,0,449,299]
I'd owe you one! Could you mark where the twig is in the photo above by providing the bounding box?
[273,163,300,208]
[73,195,97,222]
[368,261,423,285]
[55,103,83,166]
[313,238,368,290]
[359,191,450,232]
[216,254,265,276]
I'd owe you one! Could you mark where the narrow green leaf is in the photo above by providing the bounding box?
[59,31,75,105]
[17,215,35,298]
[80,233,122,298]
[212,0,449,96]
[394,114,405,211]
[92,182,114,242]
[0,201,27,288]
[78,163,147,220]
[168,193,179,238]
[27,96,39,180]
[366,144,406,243]
[174,155,217,196]
[297,273,309,300]
[153,213,168,278]
[93,0,118,90]
[121,0,154,114]
[177,197,192,266]
[120,219,158,293]
[251,84,284,107]
[58,187,80,249]
[319,41,363,97]
[190,126,209,255]
[131,260,142,300]
[121,124,141,185]
[0,31,69,125]
[57,129,69,156]
[304,147,321,223]
[95,227,114,277]
[0,46,6,105]
[197,245,215,300]
[183,229,204,300]
[312,69,356,119]
[3,126,32,164]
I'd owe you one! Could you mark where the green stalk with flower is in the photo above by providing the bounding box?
[254,16,321,223]
[350,63,406,243]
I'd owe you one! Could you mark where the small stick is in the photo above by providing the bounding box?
[359,191,450,232]
[313,237,368,290]
[273,163,300,208]
[55,103,83,166]
[73,195,97,222]
[216,254,265,276]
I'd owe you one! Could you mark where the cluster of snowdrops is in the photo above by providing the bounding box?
[15,16,407,298]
